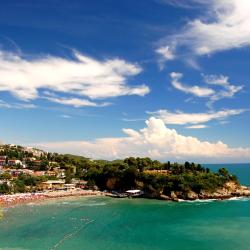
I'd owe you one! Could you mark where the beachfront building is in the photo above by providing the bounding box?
[38,180,65,191]
[64,184,76,191]
[71,179,88,189]
[125,190,144,197]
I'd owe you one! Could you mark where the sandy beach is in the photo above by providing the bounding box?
[0,190,103,207]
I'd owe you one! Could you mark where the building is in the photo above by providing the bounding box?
[46,171,56,177]
[64,184,76,191]
[33,171,46,177]
[125,190,144,197]
[56,169,66,179]
[24,147,45,157]
[8,159,23,167]
[0,160,5,167]
[71,179,88,189]
[38,180,65,191]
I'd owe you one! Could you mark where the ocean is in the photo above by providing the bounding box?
[0,164,250,250]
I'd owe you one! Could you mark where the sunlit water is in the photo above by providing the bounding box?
[0,164,250,250]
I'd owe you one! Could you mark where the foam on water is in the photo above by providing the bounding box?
[178,199,217,203]
[227,196,250,201]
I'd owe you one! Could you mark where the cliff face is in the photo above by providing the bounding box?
[155,181,250,201]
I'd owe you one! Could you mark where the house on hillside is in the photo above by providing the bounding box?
[0,160,5,167]
[33,171,46,177]
[8,159,23,167]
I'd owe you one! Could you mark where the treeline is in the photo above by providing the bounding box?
[0,144,239,196]
[81,157,239,195]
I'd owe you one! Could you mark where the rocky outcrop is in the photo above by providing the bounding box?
[145,181,250,202]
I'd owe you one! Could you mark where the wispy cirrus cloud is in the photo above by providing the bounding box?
[0,100,36,109]
[60,114,71,119]
[186,124,208,129]
[0,49,150,107]
[36,117,250,163]
[148,109,246,127]
[170,72,243,106]
[157,0,250,65]
[203,74,244,106]
[170,72,214,97]
[155,46,176,69]
[157,0,208,9]
[44,96,111,108]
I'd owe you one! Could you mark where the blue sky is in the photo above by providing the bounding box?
[0,0,249,162]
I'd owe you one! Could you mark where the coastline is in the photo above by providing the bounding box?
[0,190,105,208]
[1,183,250,208]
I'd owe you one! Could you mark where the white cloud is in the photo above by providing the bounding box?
[155,46,175,69]
[186,124,208,129]
[203,74,244,105]
[170,72,215,97]
[147,109,246,125]
[45,96,111,108]
[0,50,150,104]
[0,100,36,109]
[156,46,175,60]
[170,72,243,105]
[158,0,250,61]
[35,117,250,163]
[60,114,71,119]
[158,0,208,9]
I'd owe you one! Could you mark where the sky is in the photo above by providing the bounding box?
[0,0,249,163]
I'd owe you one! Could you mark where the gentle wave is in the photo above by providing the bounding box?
[227,197,250,201]
[178,197,250,203]
[178,199,217,203]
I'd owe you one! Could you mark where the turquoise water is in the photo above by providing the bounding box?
[0,164,250,250]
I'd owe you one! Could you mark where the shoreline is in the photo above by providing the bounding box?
[1,184,250,207]
[0,190,105,208]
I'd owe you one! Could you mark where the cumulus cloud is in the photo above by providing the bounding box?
[158,0,250,62]
[170,72,243,105]
[148,109,246,126]
[36,117,250,163]
[0,50,150,106]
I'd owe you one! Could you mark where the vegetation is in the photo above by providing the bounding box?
[0,144,240,198]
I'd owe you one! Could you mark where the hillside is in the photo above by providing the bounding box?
[0,144,249,201]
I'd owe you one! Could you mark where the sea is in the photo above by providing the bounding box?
[0,164,250,250]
